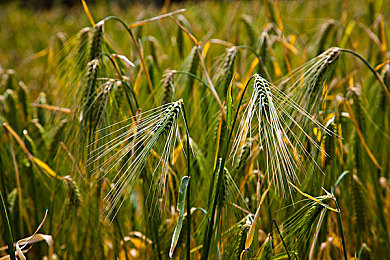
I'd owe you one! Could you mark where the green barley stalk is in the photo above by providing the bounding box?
[349,87,366,177]
[256,234,274,259]
[233,138,251,177]
[147,36,160,71]
[234,223,251,259]
[202,73,331,258]
[48,119,67,161]
[2,89,21,133]
[324,122,336,168]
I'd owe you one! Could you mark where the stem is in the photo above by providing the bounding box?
[0,190,15,260]
[341,48,390,105]
[172,71,210,91]
[201,159,224,260]
[182,106,191,260]
[4,129,24,237]
[100,51,139,116]
[236,46,272,81]
[331,170,350,194]
[272,219,292,260]
[103,16,156,105]
[334,198,348,260]
[201,76,255,259]
[331,171,350,260]
[196,47,225,117]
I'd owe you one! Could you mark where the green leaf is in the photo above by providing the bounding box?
[169,176,190,258]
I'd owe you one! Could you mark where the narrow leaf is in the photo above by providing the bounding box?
[81,0,95,26]
[244,179,272,251]
[32,157,63,181]
[288,181,339,212]
[169,176,190,258]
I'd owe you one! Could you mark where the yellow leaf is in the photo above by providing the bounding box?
[244,179,272,250]
[202,42,211,59]
[32,157,63,181]
[81,0,95,27]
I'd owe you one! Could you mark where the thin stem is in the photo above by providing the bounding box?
[225,76,256,156]
[172,71,210,91]
[334,198,348,260]
[341,48,390,105]
[272,219,292,260]
[236,45,272,81]
[201,76,255,259]
[129,9,186,28]
[331,171,350,260]
[196,47,226,117]
[100,51,139,115]
[4,128,24,237]
[331,170,350,194]
[182,106,191,260]
[201,159,223,260]
[103,16,156,105]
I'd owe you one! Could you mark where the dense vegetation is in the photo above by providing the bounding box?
[1,0,389,259]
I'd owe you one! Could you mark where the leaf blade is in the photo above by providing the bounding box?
[169,176,190,258]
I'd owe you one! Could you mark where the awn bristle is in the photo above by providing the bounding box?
[87,99,185,220]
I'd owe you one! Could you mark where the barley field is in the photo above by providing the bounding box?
[0,0,389,259]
